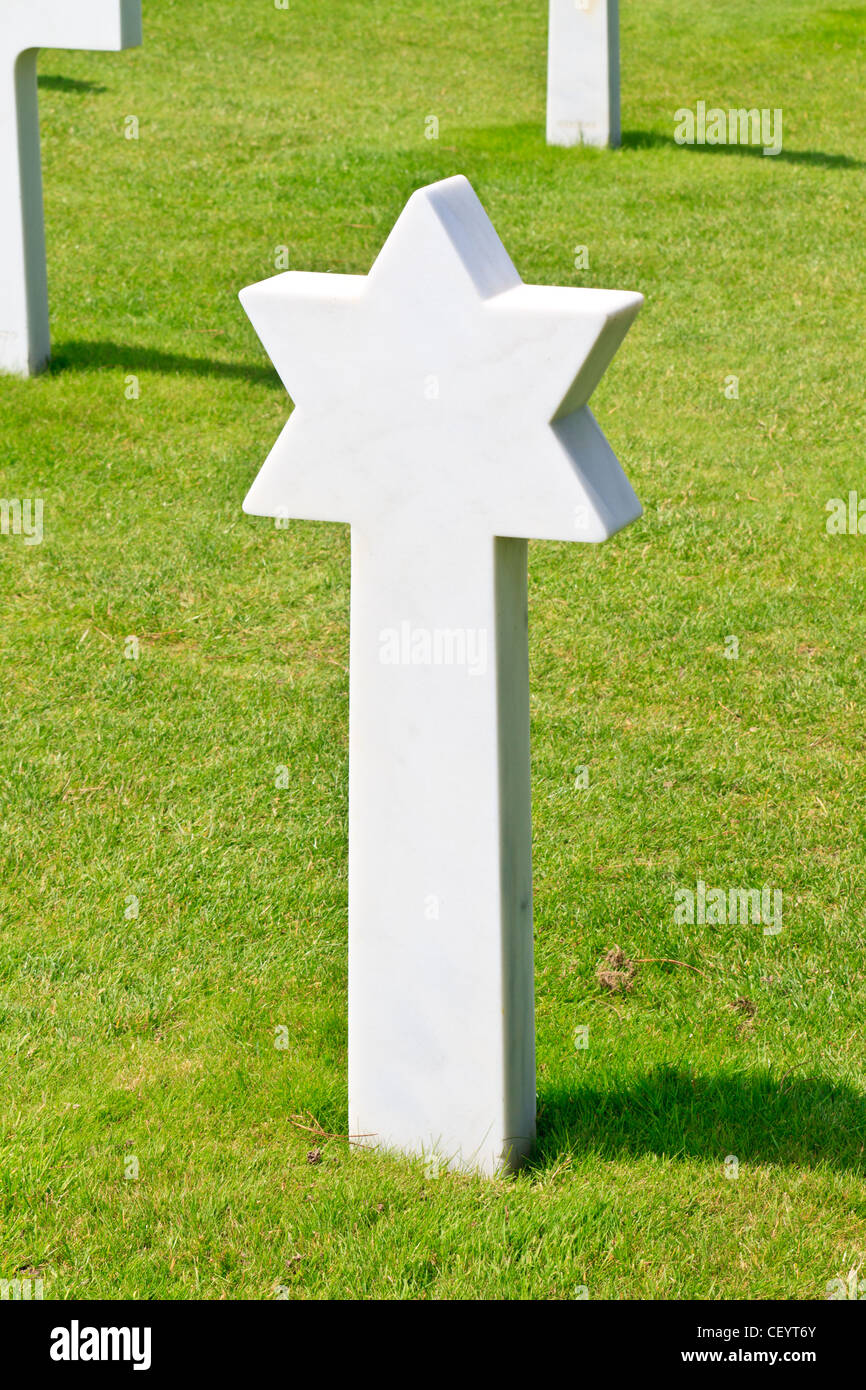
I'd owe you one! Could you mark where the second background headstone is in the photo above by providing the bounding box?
[547,0,620,149]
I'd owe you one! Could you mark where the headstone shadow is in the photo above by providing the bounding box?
[446,123,865,173]
[535,1066,866,1172]
[38,74,107,94]
[621,129,866,171]
[50,339,277,385]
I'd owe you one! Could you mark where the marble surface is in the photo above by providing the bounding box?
[0,1,142,376]
[548,0,620,148]
[241,175,642,1174]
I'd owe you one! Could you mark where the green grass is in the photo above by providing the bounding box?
[1,0,865,1300]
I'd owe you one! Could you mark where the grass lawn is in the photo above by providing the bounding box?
[1,0,865,1300]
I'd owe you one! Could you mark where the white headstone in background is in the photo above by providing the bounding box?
[241,176,642,1175]
[548,0,620,148]
[0,0,142,377]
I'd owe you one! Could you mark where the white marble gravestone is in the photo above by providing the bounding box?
[241,175,642,1175]
[548,0,620,149]
[0,0,142,377]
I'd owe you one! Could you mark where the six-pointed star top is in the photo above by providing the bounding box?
[241,175,642,543]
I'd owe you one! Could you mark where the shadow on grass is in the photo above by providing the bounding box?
[445,122,865,173]
[50,340,277,386]
[38,75,107,95]
[621,129,866,171]
[536,1066,866,1172]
